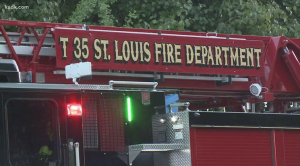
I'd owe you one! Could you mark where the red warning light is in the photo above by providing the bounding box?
[67,104,82,116]
[142,92,149,100]
[141,92,150,106]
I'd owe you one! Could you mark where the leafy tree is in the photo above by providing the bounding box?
[67,0,116,26]
[110,0,299,37]
[0,0,300,38]
[0,0,62,22]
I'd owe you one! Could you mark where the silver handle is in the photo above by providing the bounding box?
[74,142,80,166]
[206,32,218,37]
[169,102,190,108]
[109,80,158,91]
[168,102,190,112]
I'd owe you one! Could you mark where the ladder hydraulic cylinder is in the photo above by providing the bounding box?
[282,48,300,88]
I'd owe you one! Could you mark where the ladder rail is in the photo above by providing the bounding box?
[0,45,55,56]
[0,19,299,86]
[0,23,54,82]
[0,32,55,46]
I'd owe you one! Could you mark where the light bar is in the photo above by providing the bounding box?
[127,97,132,122]
[109,80,158,91]
[67,104,82,116]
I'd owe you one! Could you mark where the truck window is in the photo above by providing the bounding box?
[5,99,59,166]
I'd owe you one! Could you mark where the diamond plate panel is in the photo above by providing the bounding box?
[128,144,188,151]
[153,111,190,144]
[82,96,99,150]
[152,111,191,166]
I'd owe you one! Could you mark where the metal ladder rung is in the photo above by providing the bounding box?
[0,32,55,45]
[0,45,56,56]
[5,32,53,36]
[3,32,54,38]
[0,41,55,46]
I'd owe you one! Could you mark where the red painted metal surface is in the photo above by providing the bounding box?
[272,130,285,166]
[190,128,273,166]
[17,28,25,45]
[189,99,244,110]
[31,27,40,42]
[30,28,50,82]
[281,130,300,166]
[272,130,300,166]
[190,128,300,166]
[263,37,300,94]
[282,49,300,90]
[229,105,245,112]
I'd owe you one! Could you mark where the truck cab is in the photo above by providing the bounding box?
[0,83,166,166]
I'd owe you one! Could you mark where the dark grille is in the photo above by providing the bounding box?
[82,94,126,152]
[82,96,99,150]
[98,96,125,152]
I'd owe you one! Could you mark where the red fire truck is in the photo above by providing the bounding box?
[1,20,300,166]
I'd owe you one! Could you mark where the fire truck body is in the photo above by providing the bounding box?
[2,85,300,166]
[1,20,300,166]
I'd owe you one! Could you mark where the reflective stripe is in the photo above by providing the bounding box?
[46,122,54,141]
[46,127,54,141]
[40,156,49,163]
[39,149,51,163]
[39,145,53,155]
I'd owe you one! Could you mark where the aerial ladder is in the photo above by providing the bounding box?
[1,20,300,112]
[2,20,300,166]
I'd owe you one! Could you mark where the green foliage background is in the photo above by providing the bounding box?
[1,0,300,37]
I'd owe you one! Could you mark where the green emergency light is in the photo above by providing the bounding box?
[127,97,132,122]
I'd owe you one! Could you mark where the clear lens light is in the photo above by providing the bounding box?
[160,118,166,123]
[171,116,178,122]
